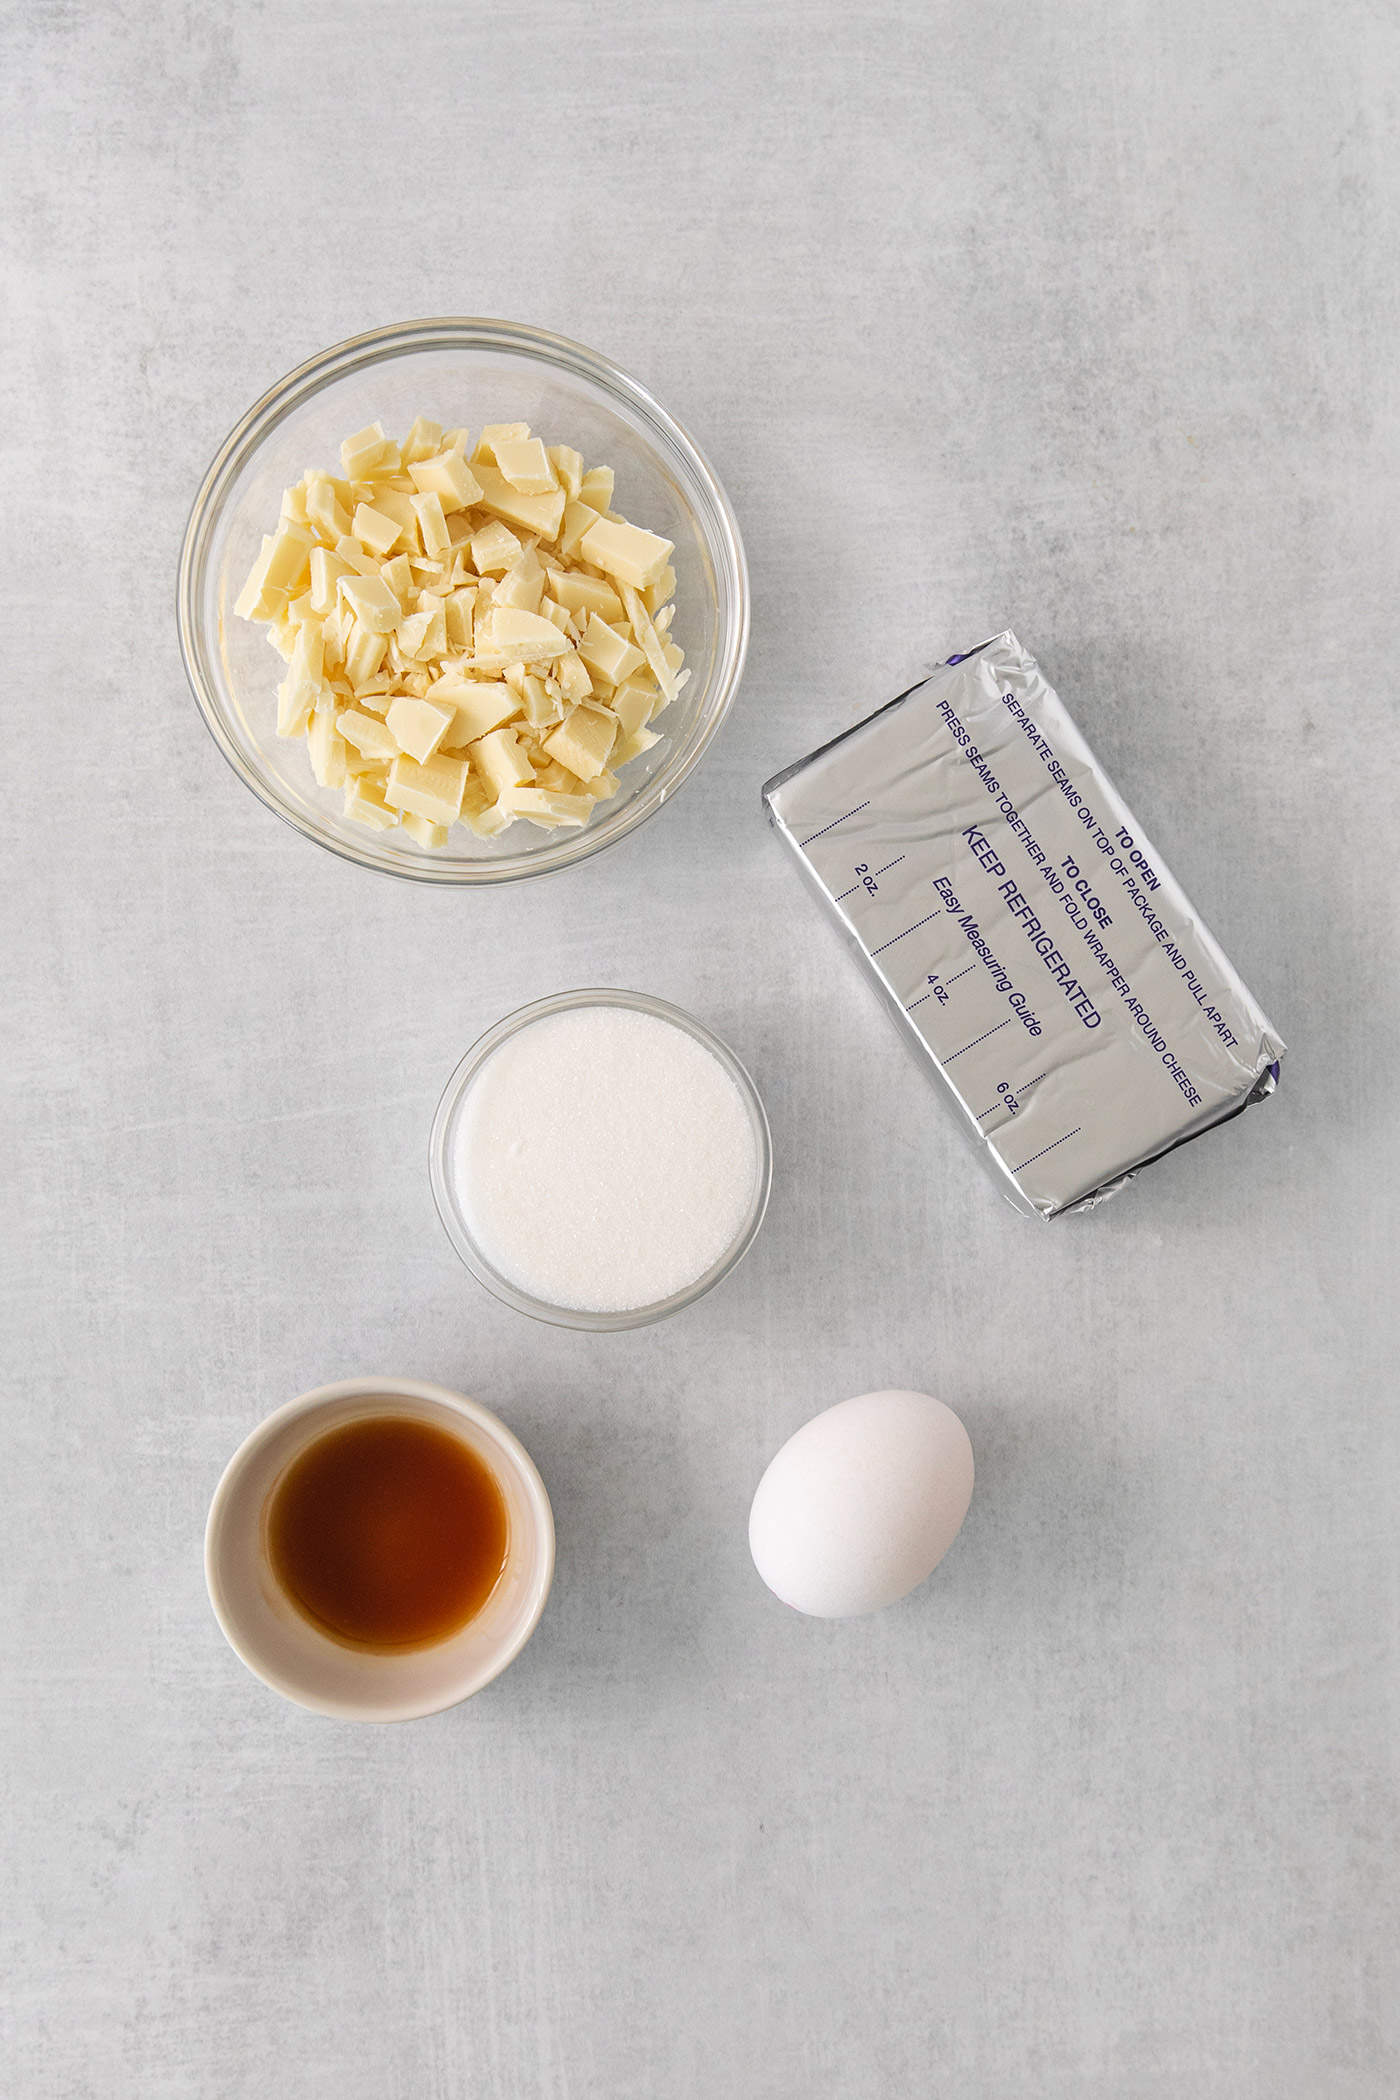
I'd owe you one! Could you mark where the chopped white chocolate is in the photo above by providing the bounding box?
[548,569,624,621]
[344,620,388,687]
[472,463,566,540]
[403,416,444,464]
[547,445,583,499]
[308,706,348,788]
[614,724,661,767]
[352,502,403,558]
[236,415,689,847]
[412,491,450,558]
[339,709,399,762]
[444,587,476,649]
[475,606,571,665]
[341,423,390,478]
[343,778,399,829]
[408,450,482,513]
[493,436,557,495]
[618,582,678,704]
[338,571,401,632]
[400,810,450,848]
[306,476,350,542]
[492,546,546,613]
[470,520,522,575]
[643,564,676,614]
[542,703,618,781]
[578,516,673,590]
[433,679,518,749]
[470,724,534,799]
[577,613,646,687]
[556,651,594,705]
[387,694,454,764]
[383,750,468,825]
[578,465,614,513]
[235,525,313,620]
[472,422,530,466]
[498,784,592,828]
[309,546,350,615]
[557,500,603,558]
[611,679,654,740]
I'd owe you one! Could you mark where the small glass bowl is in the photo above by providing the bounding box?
[177,319,749,884]
[429,989,773,1330]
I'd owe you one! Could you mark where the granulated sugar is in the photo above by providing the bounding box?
[452,1005,760,1313]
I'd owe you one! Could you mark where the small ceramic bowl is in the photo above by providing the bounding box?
[204,1377,554,1721]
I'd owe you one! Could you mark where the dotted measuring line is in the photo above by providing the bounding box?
[944,1017,1013,1063]
[799,801,870,848]
[871,910,943,957]
[1011,1127,1082,1174]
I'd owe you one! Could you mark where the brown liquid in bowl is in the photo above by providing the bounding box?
[267,1415,509,1650]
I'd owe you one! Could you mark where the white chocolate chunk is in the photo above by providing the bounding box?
[619,582,678,704]
[492,546,546,613]
[493,436,557,495]
[338,571,401,632]
[308,705,348,788]
[344,620,388,687]
[470,724,534,798]
[475,606,571,665]
[556,500,602,558]
[343,778,399,829]
[472,422,530,466]
[611,678,654,739]
[400,810,449,848]
[383,750,468,825]
[339,709,399,762]
[498,784,592,828]
[309,546,350,615]
[578,466,614,513]
[386,694,454,764]
[235,525,313,620]
[613,724,661,767]
[470,520,522,575]
[542,703,618,781]
[555,651,593,705]
[472,463,566,540]
[341,423,390,478]
[547,445,583,499]
[352,502,403,558]
[577,516,673,590]
[547,569,624,621]
[403,416,444,464]
[412,491,450,558]
[408,449,482,513]
[433,679,519,749]
[306,475,350,542]
[577,613,645,687]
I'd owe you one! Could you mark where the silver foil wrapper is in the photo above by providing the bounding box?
[762,632,1284,1217]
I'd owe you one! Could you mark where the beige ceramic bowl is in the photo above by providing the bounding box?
[204,1377,554,1721]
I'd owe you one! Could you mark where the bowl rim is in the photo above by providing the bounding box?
[203,1376,556,1721]
[429,988,773,1330]
[176,316,750,886]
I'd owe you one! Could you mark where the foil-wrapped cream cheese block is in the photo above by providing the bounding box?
[762,632,1284,1217]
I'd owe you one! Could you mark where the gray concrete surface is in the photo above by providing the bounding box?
[4,3,1398,2095]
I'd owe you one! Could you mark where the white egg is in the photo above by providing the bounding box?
[748,1389,974,1618]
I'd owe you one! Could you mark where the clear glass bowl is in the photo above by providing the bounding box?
[429,989,773,1330]
[177,319,749,884]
